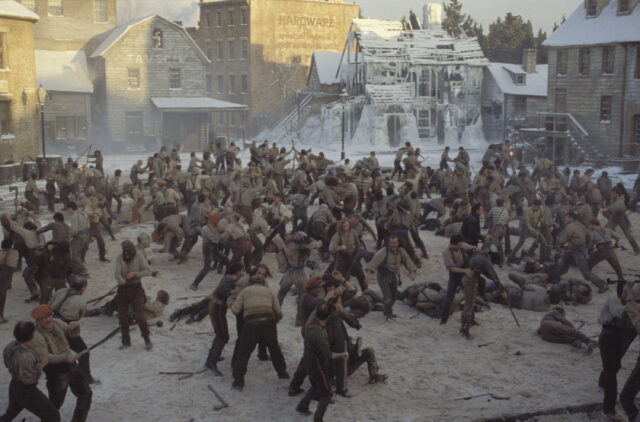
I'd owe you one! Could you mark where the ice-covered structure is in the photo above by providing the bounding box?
[323,4,487,148]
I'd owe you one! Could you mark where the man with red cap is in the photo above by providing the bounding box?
[30,304,92,422]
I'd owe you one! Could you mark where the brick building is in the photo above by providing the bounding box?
[194,0,359,135]
[18,0,117,52]
[90,14,246,152]
[540,0,640,158]
[0,1,39,164]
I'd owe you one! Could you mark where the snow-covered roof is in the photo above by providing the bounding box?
[0,0,39,22]
[486,63,548,97]
[544,0,640,47]
[151,97,248,111]
[351,18,487,65]
[309,51,342,85]
[366,83,413,104]
[36,50,93,94]
[91,14,210,64]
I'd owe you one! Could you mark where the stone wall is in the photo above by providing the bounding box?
[0,16,38,164]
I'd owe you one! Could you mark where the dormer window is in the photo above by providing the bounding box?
[153,29,163,49]
[619,0,630,13]
[515,74,526,85]
[586,0,597,17]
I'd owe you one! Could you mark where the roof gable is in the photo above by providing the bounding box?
[0,0,39,22]
[544,0,640,47]
[486,63,548,97]
[90,14,210,64]
[308,51,342,86]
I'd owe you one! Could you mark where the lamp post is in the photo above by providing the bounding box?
[339,88,347,161]
[36,84,47,158]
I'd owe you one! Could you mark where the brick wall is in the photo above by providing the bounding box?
[0,16,38,163]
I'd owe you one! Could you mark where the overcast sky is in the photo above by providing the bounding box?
[357,0,582,34]
[118,0,583,35]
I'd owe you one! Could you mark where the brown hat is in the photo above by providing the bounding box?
[31,304,53,320]
[208,213,221,225]
[305,276,323,291]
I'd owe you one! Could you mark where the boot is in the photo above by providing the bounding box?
[144,337,153,350]
[120,328,131,349]
[314,396,331,422]
[205,348,223,376]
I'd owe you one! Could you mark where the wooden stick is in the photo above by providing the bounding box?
[87,287,117,305]
[474,401,600,422]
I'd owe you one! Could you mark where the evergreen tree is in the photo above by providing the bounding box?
[442,0,465,37]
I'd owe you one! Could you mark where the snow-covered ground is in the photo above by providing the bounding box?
[0,138,637,422]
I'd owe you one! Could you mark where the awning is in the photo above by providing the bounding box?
[151,97,248,112]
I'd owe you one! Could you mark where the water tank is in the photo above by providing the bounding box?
[422,3,443,31]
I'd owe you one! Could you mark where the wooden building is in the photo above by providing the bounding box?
[0,0,39,164]
[89,14,247,152]
[482,49,548,142]
[540,0,640,158]
[35,50,93,153]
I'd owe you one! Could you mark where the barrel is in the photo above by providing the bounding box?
[22,161,37,181]
[45,155,63,173]
[0,164,13,186]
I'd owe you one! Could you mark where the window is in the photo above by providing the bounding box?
[216,11,222,26]
[415,109,430,139]
[48,0,63,16]
[217,40,223,60]
[231,112,237,126]
[229,74,236,93]
[217,75,224,93]
[600,95,612,121]
[0,102,8,135]
[557,49,568,75]
[634,115,640,145]
[241,74,248,93]
[55,117,85,140]
[94,0,107,22]
[636,46,640,79]
[241,8,247,25]
[579,48,590,75]
[619,0,630,13]
[153,29,163,49]
[515,96,527,118]
[241,40,249,60]
[127,68,140,89]
[205,41,212,59]
[515,74,525,85]
[169,68,181,89]
[0,33,5,69]
[206,12,211,27]
[18,0,36,11]
[586,0,597,16]
[206,75,213,94]
[603,46,615,74]
[56,116,71,140]
[228,40,235,60]
[228,10,234,26]
[555,88,567,112]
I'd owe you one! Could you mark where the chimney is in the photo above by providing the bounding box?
[174,20,183,27]
[423,3,442,31]
[523,49,537,73]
